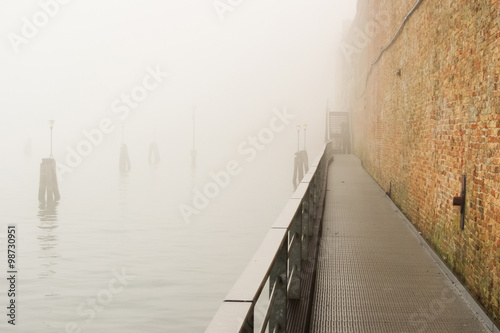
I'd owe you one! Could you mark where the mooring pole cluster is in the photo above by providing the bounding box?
[148,126,160,165]
[119,122,131,173]
[191,107,197,170]
[37,108,202,200]
[38,119,60,202]
[293,124,309,189]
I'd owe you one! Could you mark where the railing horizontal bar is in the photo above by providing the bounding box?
[292,182,309,199]
[272,198,302,229]
[225,229,287,302]
[300,167,317,183]
[309,147,328,167]
[310,153,324,167]
[205,141,333,333]
[205,302,253,333]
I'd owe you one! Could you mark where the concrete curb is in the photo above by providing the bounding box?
[365,170,500,333]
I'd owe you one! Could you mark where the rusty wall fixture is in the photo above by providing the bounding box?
[452,175,466,230]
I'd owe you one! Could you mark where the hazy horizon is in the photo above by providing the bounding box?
[0,1,357,332]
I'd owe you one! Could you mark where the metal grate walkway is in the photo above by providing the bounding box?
[309,155,489,333]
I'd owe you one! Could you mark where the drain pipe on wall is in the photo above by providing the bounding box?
[358,0,425,98]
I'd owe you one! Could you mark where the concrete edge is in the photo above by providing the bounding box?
[360,168,499,333]
[388,195,499,333]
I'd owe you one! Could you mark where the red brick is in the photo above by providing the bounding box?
[339,0,500,324]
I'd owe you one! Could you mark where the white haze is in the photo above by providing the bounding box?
[0,0,355,161]
[0,1,356,332]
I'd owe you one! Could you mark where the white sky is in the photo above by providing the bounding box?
[0,0,356,160]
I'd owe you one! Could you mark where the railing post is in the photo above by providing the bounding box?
[301,201,309,259]
[306,192,313,237]
[269,240,287,333]
[310,178,317,222]
[241,312,253,333]
[314,163,322,216]
[288,213,302,300]
[205,143,333,333]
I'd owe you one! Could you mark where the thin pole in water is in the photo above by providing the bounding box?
[191,107,197,169]
[49,119,55,157]
[192,107,196,151]
[303,124,307,150]
[121,121,125,144]
[297,125,301,152]
[325,100,330,142]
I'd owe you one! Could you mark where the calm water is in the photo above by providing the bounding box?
[0,134,308,333]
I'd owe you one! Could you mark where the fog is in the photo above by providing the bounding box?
[1,1,355,159]
[0,1,356,331]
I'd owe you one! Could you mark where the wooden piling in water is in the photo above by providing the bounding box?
[297,152,304,181]
[38,158,60,202]
[119,144,131,173]
[302,150,309,173]
[148,142,160,165]
[191,107,197,169]
[293,150,309,189]
[293,154,299,188]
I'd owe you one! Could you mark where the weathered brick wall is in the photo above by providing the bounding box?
[340,0,500,323]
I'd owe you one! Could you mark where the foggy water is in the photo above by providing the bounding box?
[0,124,322,333]
[0,2,355,331]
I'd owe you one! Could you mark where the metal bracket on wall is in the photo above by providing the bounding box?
[452,175,466,230]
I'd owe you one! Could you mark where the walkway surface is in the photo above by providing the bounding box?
[309,155,489,333]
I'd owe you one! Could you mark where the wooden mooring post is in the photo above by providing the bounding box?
[119,144,131,173]
[148,142,160,165]
[148,127,160,165]
[191,107,197,169]
[119,122,131,173]
[293,150,309,189]
[39,119,60,202]
[38,157,60,202]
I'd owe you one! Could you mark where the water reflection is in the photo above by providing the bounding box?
[37,200,59,222]
[119,173,129,207]
[191,165,197,190]
[37,201,59,282]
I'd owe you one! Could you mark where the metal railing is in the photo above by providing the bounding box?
[206,142,333,333]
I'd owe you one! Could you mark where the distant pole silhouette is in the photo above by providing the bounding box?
[293,154,298,189]
[325,101,330,142]
[191,107,197,169]
[49,119,54,157]
[293,124,311,188]
[119,122,131,173]
[296,125,300,152]
[149,126,160,165]
[293,125,303,189]
[303,124,307,150]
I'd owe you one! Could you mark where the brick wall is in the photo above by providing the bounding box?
[339,0,500,323]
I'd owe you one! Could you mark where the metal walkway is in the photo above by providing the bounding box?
[309,155,489,333]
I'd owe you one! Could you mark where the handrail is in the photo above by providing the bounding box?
[206,141,334,333]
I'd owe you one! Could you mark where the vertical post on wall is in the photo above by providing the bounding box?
[191,107,197,170]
